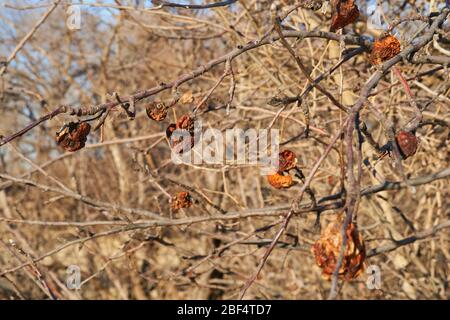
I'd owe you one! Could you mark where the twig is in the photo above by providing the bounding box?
[273,12,348,112]
[0,30,370,148]
[0,0,61,76]
[152,0,238,10]
[327,8,450,299]
[238,117,349,299]
[367,220,450,257]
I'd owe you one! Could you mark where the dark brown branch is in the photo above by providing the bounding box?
[367,220,450,257]
[273,14,348,112]
[0,106,66,147]
[328,8,450,299]
[0,30,370,148]
[238,118,349,299]
[152,0,237,9]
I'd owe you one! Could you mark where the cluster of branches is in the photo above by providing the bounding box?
[0,0,449,300]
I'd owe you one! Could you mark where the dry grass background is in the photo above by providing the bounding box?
[0,0,449,299]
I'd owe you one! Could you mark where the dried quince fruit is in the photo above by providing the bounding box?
[370,34,401,65]
[176,114,194,133]
[267,173,294,189]
[395,130,418,159]
[330,0,360,32]
[166,115,196,153]
[171,191,193,210]
[56,122,91,152]
[166,123,176,139]
[146,102,168,121]
[278,150,298,172]
[267,150,298,189]
[312,215,366,280]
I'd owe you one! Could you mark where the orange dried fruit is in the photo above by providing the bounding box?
[370,34,401,65]
[56,122,91,152]
[176,115,194,133]
[171,191,193,210]
[311,215,366,280]
[278,150,297,172]
[267,173,294,189]
[166,115,196,153]
[330,0,360,32]
[146,102,168,121]
[266,150,298,189]
[395,130,418,159]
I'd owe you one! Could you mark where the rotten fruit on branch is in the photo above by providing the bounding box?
[166,114,196,154]
[278,150,298,172]
[370,34,401,65]
[267,150,298,189]
[171,191,193,211]
[55,122,91,152]
[146,102,168,121]
[396,130,418,159]
[330,0,360,32]
[267,173,295,189]
[312,214,366,280]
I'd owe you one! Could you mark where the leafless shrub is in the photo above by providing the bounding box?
[0,0,449,300]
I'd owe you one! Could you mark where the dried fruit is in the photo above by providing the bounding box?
[395,130,418,159]
[56,122,91,152]
[176,114,194,133]
[267,150,298,189]
[171,191,193,210]
[370,34,401,65]
[330,0,360,32]
[312,215,366,280]
[327,175,336,186]
[167,115,196,153]
[278,150,297,172]
[146,102,168,121]
[267,173,294,189]
[166,123,176,139]
[180,91,194,104]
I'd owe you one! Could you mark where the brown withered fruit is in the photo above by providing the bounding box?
[176,114,195,133]
[267,173,295,189]
[166,123,177,140]
[267,150,298,189]
[167,115,196,153]
[278,150,298,172]
[312,215,366,280]
[146,102,168,121]
[370,34,401,65]
[171,191,193,210]
[330,0,360,32]
[56,122,91,152]
[395,130,418,159]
